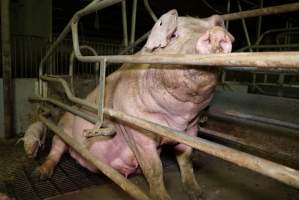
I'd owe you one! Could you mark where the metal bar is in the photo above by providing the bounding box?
[130,0,137,46]
[97,59,106,126]
[121,1,128,46]
[75,52,299,70]
[222,2,299,21]
[39,0,123,95]
[32,95,299,189]
[237,1,253,52]
[1,0,14,138]
[143,0,158,22]
[38,114,151,200]
[69,45,99,92]
[209,107,299,130]
[225,0,231,29]
[256,0,263,42]
[119,31,150,54]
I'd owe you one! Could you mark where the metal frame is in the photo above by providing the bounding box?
[32,1,299,199]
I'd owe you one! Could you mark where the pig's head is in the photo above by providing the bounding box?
[143,9,234,55]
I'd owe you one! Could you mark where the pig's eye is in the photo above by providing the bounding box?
[160,21,163,26]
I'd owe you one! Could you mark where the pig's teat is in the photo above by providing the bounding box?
[196,26,233,54]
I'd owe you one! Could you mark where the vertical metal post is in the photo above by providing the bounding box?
[98,59,106,126]
[225,0,231,29]
[130,0,137,47]
[1,0,14,138]
[121,1,128,47]
[257,0,263,40]
[237,0,253,52]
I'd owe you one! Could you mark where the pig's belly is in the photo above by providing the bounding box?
[68,118,138,176]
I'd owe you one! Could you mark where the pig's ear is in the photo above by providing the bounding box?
[207,15,225,27]
[144,9,178,51]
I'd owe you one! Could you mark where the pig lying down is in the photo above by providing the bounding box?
[34,10,233,200]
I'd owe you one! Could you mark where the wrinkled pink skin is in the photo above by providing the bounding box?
[36,10,233,200]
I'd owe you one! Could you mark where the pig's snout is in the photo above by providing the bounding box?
[196,26,233,54]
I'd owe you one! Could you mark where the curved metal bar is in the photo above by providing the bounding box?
[69,45,99,92]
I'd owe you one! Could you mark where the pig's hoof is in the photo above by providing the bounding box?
[32,166,54,180]
[184,185,204,200]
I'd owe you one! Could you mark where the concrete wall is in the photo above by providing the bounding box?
[0,78,37,137]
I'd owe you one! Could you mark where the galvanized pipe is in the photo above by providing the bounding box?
[256,0,264,39]
[222,2,299,21]
[32,95,299,189]
[38,114,151,200]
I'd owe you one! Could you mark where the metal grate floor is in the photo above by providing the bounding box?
[0,152,175,200]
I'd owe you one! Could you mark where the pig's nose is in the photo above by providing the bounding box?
[196,26,233,54]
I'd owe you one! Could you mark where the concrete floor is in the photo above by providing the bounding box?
[49,151,299,200]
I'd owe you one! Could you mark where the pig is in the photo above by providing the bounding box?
[0,193,15,200]
[34,9,234,200]
[17,121,47,158]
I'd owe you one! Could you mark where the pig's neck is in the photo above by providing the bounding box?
[141,66,216,127]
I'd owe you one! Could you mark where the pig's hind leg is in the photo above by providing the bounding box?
[34,134,67,180]
[175,124,203,200]
[120,126,171,200]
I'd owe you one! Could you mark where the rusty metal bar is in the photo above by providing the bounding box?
[74,52,299,70]
[222,2,299,21]
[1,0,14,138]
[38,114,151,200]
[31,95,299,189]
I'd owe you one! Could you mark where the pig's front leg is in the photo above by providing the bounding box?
[120,126,171,200]
[175,123,203,200]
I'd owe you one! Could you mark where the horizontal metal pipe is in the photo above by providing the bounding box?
[76,52,299,70]
[31,94,299,189]
[222,2,299,21]
[209,107,299,130]
[38,114,151,200]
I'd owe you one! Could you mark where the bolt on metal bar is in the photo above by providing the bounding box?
[31,95,299,189]
[38,114,152,200]
[222,2,299,21]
